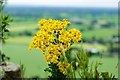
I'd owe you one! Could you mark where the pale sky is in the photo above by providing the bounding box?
[8,0,119,8]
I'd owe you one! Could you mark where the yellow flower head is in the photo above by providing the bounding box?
[57,61,71,75]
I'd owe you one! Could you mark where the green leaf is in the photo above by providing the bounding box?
[4,28,9,32]
[9,18,14,22]
[101,72,109,78]
[4,15,9,20]
[2,24,6,28]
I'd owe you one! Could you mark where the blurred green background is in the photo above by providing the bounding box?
[2,5,118,78]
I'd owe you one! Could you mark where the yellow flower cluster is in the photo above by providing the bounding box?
[29,19,82,75]
[44,53,58,63]
[38,19,70,33]
[57,61,71,75]
[59,28,82,44]
[29,30,55,51]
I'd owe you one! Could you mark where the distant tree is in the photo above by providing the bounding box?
[23,30,32,36]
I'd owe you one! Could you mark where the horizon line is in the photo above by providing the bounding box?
[6,4,118,9]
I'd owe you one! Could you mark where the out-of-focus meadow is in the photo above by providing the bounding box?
[3,6,118,77]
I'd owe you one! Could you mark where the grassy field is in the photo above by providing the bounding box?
[6,36,32,45]
[3,43,118,78]
[83,28,118,40]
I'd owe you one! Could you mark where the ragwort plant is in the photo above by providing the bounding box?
[29,19,82,79]
[29,19,116,79]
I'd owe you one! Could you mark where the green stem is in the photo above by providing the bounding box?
[63,52,76,78]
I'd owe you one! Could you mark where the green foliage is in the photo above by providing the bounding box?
[0,52,10,61]
[0,13,13,43]
[44,63,66,79]
[0,0,13,63]
[20,63,25,78]
[66,46,116,79]
[0,5,13,64]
